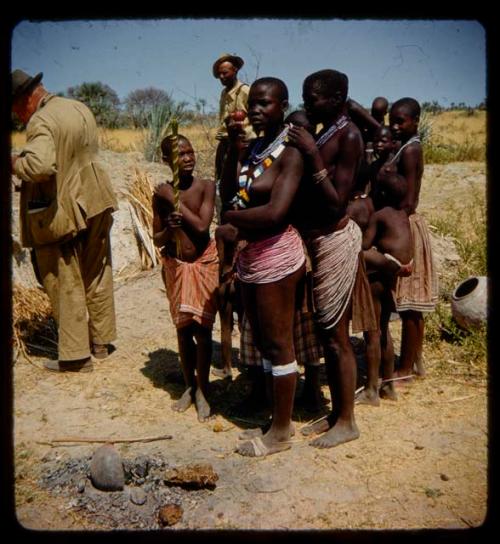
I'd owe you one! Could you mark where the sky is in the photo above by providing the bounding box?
[11,18,487,113]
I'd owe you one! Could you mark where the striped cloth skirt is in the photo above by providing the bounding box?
[394,213,438,313]
[162,238,219,329]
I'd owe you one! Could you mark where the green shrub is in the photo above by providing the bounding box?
[423,138,485,163]
[425,185,487,374]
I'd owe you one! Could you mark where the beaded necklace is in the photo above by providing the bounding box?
[387,135,421,165]
[230,125,290,209]
[315,114,349,148]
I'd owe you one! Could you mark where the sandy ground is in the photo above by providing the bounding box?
[9,156,489,533]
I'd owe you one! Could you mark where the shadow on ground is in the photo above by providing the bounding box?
[139,336,397,432]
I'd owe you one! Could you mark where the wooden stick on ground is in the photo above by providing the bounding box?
[37,433,173,446]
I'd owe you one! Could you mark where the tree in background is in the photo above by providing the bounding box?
[67,82,121,128]
[124,87,187,129]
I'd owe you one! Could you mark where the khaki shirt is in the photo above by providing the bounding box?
[216,80,255,140]
[14,94,118,248]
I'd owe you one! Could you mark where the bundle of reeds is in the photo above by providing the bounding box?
[12,285,57,360]
[122,167,161,269]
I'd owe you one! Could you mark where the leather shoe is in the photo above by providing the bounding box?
[43,358,93,373]
[92,343,110,360]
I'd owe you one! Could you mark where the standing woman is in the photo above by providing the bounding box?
[221,77,306,457]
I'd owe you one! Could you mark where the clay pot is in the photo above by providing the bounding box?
[451,276,488,330]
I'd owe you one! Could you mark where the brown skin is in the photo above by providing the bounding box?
[221,80,306,457]
[287,77,363,448]
[347,194,381,407]
[362,203,413,401]
[371,97,389,124]
[213,64,247,378]
[152,138,216,422]
[388,104,426,380]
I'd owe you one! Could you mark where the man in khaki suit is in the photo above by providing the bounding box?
[213,53,255,191]
[11,69,118,372]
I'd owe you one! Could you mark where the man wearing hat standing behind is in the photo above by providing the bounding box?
[212,54,255,380]
[213,53,255,199]
[11,69,118,372]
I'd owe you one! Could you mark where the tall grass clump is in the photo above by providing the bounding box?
[142,103,188,163]
[423,138,485,164]
[142,104,175,162]
[425,185,487,379]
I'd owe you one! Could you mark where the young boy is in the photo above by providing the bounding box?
[361,172,414,402]
[153,134,218,422]
[385,98,438,382]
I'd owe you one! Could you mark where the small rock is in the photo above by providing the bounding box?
[130,487,147,505]
[77,478,86,493]
[415,445,425,450]
[90,443,125,491]
[158,503,183,526]
[440,473,450,481]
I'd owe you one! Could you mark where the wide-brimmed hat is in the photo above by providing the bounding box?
[12,69,43,99]
[212,54,244,78]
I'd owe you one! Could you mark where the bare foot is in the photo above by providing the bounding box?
[309,420,360,449]
[392,371,415,388]
[379,382,398,401]
[239,422,295,440]
[355,387,380,407]
[300,416,331,437]
[211,367,233,380]
[235,432,291,458]
[172,387,193,413]
[413,356,426,377]
[195,388,212,422]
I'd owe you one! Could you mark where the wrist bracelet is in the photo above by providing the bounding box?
[313,168,329,184]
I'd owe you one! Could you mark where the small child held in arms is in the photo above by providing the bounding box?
[362,170,413,402]
[153,134,218,422]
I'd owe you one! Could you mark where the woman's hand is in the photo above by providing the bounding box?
[287,125,317,156]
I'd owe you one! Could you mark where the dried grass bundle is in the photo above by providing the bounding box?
[12,286,57,358]
[122,167,162,269]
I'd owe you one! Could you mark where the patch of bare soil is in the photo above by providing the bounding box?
[10,157,488,532]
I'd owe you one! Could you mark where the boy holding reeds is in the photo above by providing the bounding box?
[152,134,218,422]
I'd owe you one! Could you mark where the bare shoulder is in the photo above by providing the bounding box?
[402,140,423,159]
[341,122,364,147]
[154,181,174,199]
[196,177,216,196]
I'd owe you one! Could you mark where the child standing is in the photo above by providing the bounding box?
[153,134,218,422]
[385,98,438,382]
[362,171,414,402]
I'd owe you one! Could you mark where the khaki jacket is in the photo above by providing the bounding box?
[14,94,118,248]
[216,80,255,141]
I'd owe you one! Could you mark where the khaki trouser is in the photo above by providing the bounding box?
[35,209,116,360]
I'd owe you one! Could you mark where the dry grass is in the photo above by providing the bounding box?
[428,110,486,146]
[121,168,161,270]
[11,110,485,155]
[12,286,57,359]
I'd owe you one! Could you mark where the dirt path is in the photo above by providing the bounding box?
[11,157,488,532]
[13,266,488,531]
